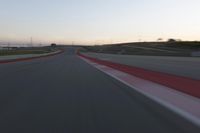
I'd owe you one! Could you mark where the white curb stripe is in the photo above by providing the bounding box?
[79,56,200,127]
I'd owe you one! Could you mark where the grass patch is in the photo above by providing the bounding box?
[0,48,55,56]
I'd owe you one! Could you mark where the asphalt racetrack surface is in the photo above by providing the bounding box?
[0,47,198,133]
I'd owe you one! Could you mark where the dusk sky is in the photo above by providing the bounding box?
[0,0,200,45]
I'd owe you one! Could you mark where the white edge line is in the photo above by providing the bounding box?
[78,56,200,127]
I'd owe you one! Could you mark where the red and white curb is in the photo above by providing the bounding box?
[78,56,200,127]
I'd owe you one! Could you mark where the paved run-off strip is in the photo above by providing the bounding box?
[78,52,200,127]
[0,50,64,64]
[78,53,200,98]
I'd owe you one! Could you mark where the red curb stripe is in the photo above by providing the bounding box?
[78,53,200,98]
[0,50,64,64]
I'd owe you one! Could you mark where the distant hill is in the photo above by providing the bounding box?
[81,41,200,57]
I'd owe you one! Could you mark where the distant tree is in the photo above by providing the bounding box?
[168,39,176,43]
[157,38,163,42]
[51,43,57,47]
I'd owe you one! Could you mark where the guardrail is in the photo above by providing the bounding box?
[0,50,64,64]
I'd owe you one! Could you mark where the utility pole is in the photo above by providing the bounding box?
[30,37,33,47]
[7,42,10,50]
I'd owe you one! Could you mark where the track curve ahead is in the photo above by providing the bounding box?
[0,47,198,133]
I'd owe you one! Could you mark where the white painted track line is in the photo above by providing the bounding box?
[79,56,200,127]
